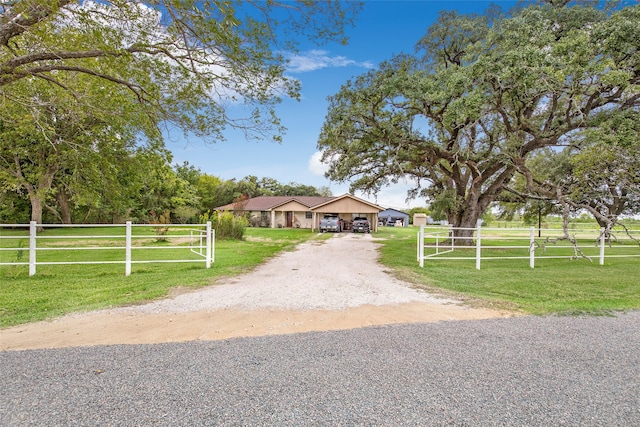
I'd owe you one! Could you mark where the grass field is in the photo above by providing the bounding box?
[0,227,330,327]
[377,226,640,315]
[1,225,639,328]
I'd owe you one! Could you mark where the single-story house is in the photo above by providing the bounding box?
[378,208,409,227]
[214,194,385,232]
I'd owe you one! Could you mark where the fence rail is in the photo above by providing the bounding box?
[417,223,639,269]
[0,221,214,276]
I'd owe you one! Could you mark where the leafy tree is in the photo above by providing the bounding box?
[135,152,200,222]
[0,0,361,143]
[235,175,262,199]
[196,174,225,213]
[278,182,322,197]
[514,141,640,237]
[0,0,360,223]
[0,74,158,224]
[317,186,333,197]
[209,179,239,209]
[257,177,282,196]
[496,149,564,232]
[570,143,640,229]
[318,2,639,243]
[0,189,30,223]
[174,162,202,187]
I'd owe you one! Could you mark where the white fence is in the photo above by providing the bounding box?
[0,221,214,276]
[417,223,640,269]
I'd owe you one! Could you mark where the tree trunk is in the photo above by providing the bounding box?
[453,214,481,246]
[20,158,58,228]
[29,196,45,231]
[56,190,72,224]
[447,206,482,246]
[594,216,613,243]
[30,196,43,224]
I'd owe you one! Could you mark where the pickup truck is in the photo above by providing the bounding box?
[319,214,342,233]
[351,217,371,233]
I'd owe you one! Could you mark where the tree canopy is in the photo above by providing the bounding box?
[317,1,639,237]
[0,0,358,223]
[1,0,361,142]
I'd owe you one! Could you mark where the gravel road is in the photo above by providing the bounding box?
[2,312,639,426]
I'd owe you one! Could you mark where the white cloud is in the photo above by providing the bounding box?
[308,151,329,176]
[286,50,374,73]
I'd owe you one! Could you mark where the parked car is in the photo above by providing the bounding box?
[352,217,370,233]
[319,214,342,232]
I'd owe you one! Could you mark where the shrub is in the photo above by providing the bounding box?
[198,210,247,239]
[148,209,171,242]
[213,211,247,240]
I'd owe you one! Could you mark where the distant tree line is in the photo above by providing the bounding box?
[0,157,330,224]
[0,159,330,224]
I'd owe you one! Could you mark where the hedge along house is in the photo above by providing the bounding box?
[214,194,385,232]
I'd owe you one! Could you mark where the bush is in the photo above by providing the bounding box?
[148,209,171,242]
[198,210,247,239]
[214,211,247,240]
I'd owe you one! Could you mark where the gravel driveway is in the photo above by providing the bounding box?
[2,233,638,425]
[1,233,505,350]
[117,232,454,313]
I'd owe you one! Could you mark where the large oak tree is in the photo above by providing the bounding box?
[318,2,639,241]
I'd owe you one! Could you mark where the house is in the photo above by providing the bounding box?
[214,194,385,232]
[378,208,409,227]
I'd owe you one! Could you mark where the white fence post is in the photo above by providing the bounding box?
[29,221,37,276]
[212,229,216,264]
[475,221,481,270]
[125,221,132,276]
[419,225,424,268]
[599,227,605,266]
[206,221,212,269]
[530,226,535,269]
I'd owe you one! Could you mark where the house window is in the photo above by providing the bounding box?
[305,212,312,219]
[261,211,269,222]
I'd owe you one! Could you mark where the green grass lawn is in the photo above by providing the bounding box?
[0,227,329,327]
[1,225,639,328]
[376,227,640,315]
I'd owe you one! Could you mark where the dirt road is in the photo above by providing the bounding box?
[1,233,512,351]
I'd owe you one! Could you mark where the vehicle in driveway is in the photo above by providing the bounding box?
[319,214,342,232]
[352,217,370,233]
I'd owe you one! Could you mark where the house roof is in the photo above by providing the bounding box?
[271,196,336,210]
[214,195,335,211]
[312,193,385,211]
[214,194,384,212]
[380,208,409,216]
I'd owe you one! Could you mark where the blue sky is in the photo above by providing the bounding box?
[168,1,518,210]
